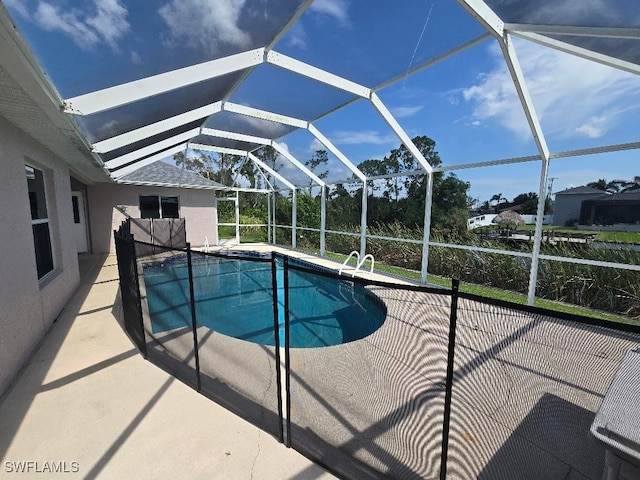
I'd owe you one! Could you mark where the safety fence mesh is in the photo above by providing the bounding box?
[136,243,199,389]
[113,229,640,479]
[191,250,281,437]
[446,295,640,480]
[285,260,451,479]
[113,232,145,354]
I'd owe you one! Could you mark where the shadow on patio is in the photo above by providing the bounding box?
[0,254,334,479]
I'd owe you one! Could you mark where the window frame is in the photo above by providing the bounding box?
[138,195,180,219]
[26,164,55,281]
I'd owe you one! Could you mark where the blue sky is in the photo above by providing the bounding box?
[4,0,639,204]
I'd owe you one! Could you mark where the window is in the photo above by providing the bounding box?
[26,165,54,279]
[72,195,80,223]
[139,195,179,219]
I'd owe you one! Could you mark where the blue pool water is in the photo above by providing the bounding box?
[142,254,386,348]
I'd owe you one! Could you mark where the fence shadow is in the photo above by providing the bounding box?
[478,393,605,480]
[111,229,640,480]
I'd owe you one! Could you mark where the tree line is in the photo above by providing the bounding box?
[174,135,472,237]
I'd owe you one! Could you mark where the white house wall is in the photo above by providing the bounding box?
[0,114,80,395]
[87,184,218,253]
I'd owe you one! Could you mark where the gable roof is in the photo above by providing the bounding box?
[116,161,228,190]
[592,190,640,203]
[555,186,609,196]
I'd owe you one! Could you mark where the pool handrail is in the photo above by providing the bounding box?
[354,254,375,276]
[339,251,375,277]
[339,251,360,276]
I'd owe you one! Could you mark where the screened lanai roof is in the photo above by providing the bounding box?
[1,0,639,189]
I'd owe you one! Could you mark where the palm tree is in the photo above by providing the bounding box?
[621,175,640,192]
[490,193,506,213]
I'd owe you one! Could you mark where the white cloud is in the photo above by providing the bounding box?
[4,0,30,18]
[158,0,251,53]
[130,51,141,64]
[391,105,423,119]
[34,0,129,50]
[285,0,349,50]
[491,0,622,26]
[461,39,640,141]
[309,138,324,152]
[309,0,350,25]
[86,0,129,48]
[329,130,396,145]
[283,22,308,49]
[575,116,608,138]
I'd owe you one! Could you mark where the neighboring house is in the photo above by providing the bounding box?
[580,190,640,230]
[552,186,607,227]
[88,161,227,253]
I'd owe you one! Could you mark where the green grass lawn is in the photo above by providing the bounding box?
[482,225,640,244]
[320,250,635,326]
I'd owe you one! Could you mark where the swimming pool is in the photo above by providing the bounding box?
[142,253,387,348]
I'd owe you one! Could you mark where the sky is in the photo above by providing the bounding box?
[4,0,639,205]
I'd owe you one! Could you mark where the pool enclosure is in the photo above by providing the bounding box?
[3,0,640,478]
[2,0,638,317]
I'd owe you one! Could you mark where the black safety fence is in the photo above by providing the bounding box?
[113,228,145,356]
[128,217,187,252]
[113,228,640,479]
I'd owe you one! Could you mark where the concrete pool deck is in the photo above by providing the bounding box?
[2,244,639,479]
[0,253,336,479]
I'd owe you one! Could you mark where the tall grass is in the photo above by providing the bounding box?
[323,222,639,320]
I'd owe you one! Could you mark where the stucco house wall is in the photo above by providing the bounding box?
[552,187,606,227]
[0,115,80,395]
[87,183,218,254]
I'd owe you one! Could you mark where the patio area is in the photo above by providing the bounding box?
[2,248,639,479]
[0,253,335,479]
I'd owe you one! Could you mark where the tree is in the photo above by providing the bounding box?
[173,150,243,186]
[620,175,640,192]
[370,136,471,234]
[252,145,279,189]
[585,177,640,193]
[304,150,329,188]
[512,192,538,214]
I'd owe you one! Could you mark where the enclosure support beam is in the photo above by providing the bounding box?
[272,192,277,244]
[248,153,296,190]
[511,31,640,76]
[106,127,200,170]
[267,193,272,245]
[500,33,551,306]
[360,182,368,258]
[271,142,326,187]
[292,189,297,250]
[94,102,222,153]
[370,93,433,174]
[421,173,435,284]
[65,49,265,115]
[307,124,367,181]
[111,143,188,179]
[527,158,551,305]
[235,191,240,245]
[320,185,326,256]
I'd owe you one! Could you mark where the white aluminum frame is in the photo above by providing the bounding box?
[111,143,188,179]
[65,49,265,115]
[39,0,640,312]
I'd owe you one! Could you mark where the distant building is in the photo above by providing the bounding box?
[580,190,640,228]
[467,212,552,230]
[552,186,606,227]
